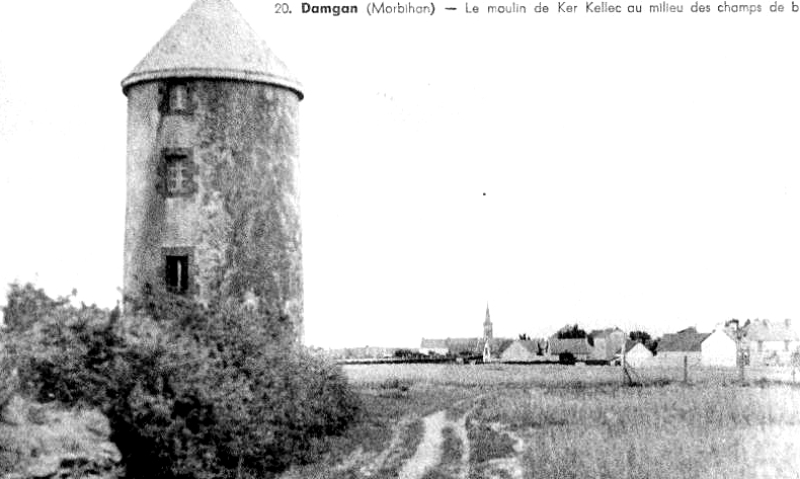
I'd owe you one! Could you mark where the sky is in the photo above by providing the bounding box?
[1,1,799,348]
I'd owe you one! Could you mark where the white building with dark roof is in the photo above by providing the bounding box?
[742,319,799,366]
[654,327,710,367]
[617,340,654,367]
[701,327,738,367]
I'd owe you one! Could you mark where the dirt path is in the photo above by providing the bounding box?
[279,397,494,479]
[452,408,471,479]
[398,410,447,479]
[397,399,482,479]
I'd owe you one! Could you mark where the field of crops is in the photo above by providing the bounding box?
[327,363,800,479]
[343,362,797,388]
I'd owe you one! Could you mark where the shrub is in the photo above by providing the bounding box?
[467,418,516,464]
[2,283,360,479]
[559,353,576,365]
[0,346,15,412]
[2,282,69,334]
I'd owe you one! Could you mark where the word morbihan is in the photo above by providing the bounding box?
[285,0,800,14]
[296,2,436,14]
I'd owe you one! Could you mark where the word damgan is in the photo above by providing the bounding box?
[301,3,358,15]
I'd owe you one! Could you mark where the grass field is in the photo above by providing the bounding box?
[281,363,800,479]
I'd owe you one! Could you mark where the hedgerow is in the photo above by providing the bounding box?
[1,283,359,479]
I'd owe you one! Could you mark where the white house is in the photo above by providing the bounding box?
[743,319,800,366]
[419,338,449,356]
[620,341,654,367]
[701,328,738,367]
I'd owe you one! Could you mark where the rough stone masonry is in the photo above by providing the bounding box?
[121,0,304,339]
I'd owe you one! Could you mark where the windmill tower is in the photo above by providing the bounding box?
[121,0,304,339]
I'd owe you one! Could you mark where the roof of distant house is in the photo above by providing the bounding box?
[446,338,483,353]
[508,339,543,354]
[420,338,449,349]
[617,340,653,355]
[420,337,514,355]
[743,319,799,342]
[486,338,515,353]
[548,338,593,356]
[589,328,623,338]
[658,329,710,352]
[711,327,738,341]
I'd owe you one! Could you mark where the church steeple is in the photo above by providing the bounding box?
[483,302,493,339]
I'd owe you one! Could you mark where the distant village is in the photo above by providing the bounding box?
[323,305,800,368]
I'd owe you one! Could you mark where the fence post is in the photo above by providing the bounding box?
[683,355,688,384]
[736,326,746,383]
[739,358,745,383]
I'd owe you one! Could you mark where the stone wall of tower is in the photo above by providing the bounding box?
[124,79,302,338]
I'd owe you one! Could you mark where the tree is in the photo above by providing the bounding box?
[630,330,658,354]
[2,282,69,333]
[394,348,417,359]
[555,324,587,339]
[518,333,530,340]
[629,330,651,343]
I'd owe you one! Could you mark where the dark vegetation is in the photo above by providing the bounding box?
[466,417,516,465]
[558,352,577,365]
[555,324,587,339]
[1,282,359,479]
[394,348,427,360]
[629,330,659,354]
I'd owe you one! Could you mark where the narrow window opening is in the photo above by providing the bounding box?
[161,148,195,198]
[161,82,194,115]
[169,85,189,112]
[165,255,189,294]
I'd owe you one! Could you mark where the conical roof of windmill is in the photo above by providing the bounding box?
[121,0,302,99]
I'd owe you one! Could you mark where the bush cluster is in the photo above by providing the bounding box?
[1,283,359,479]
[0,346,14,411]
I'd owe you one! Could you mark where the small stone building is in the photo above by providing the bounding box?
[121,0,304,338]
[618,341,654,367]
[701,327,738,367]
[654,327,710,367]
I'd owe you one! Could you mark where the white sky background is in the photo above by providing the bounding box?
[1,1,799,347]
